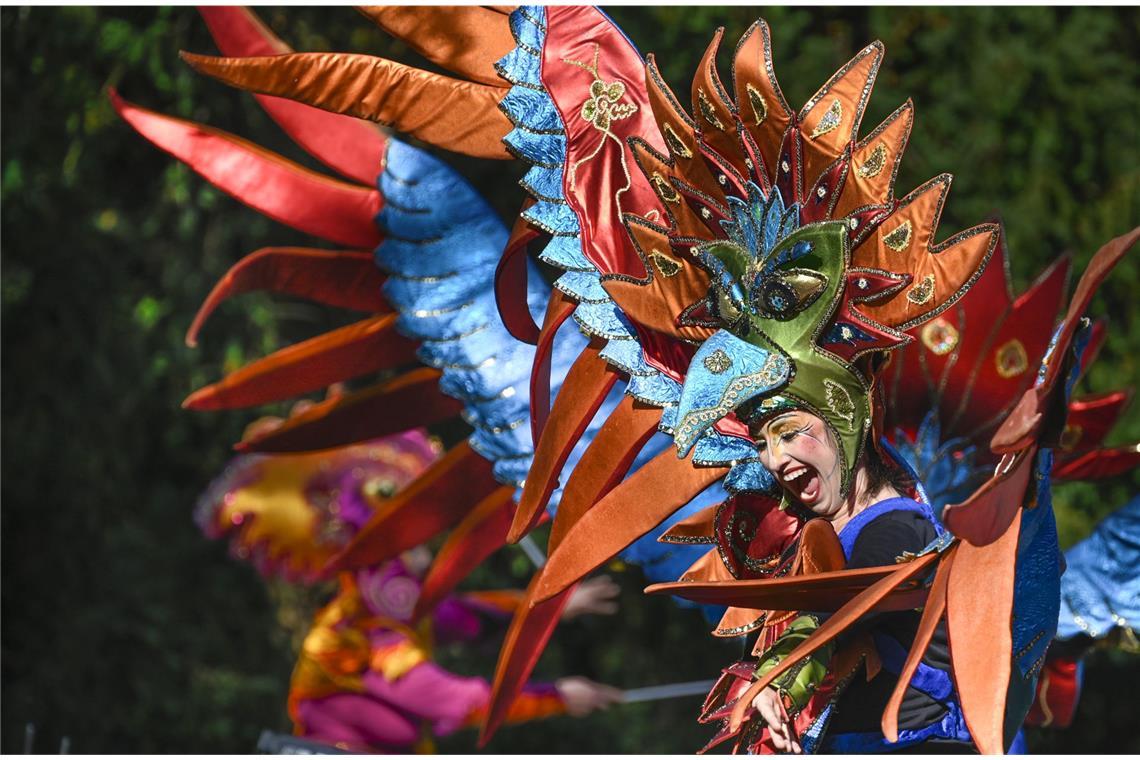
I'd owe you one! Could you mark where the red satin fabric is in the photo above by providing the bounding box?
[413,486,516,621]
[197,6,387,186]
[111,89,383,248]
[183,313,417,411]
[494,202,542,344]
[187,247,388,347]
[237,369,463,454]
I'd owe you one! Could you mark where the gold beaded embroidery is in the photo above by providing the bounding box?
[823,378,855,425]
[906,273,936,305]
[883,219,913,251]
[920,318,959,356]
[810,98,843,139]
[857,144,887,179]
[995,339,1029,379]
[651,172,681,204]
[703,349,732,374]
[649,249,683,278]
[746,83,768,127]
[697,87,725,131]
[662,122,693,159]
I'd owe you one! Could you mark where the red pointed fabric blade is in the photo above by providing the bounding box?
[187,247,388,347]
[507,342,618,543]
[237,368,462,453]
[111,89,382,248]
[183,313,417,411]
[413,486,516,621]
[197,6,387,186]
[533,451,729,603]
[479,576,577,746]
[495,201,542,344]
[324,441,499,572]
[1053,445,1140,481]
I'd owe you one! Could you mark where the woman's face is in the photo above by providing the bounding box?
[750,410,845,519]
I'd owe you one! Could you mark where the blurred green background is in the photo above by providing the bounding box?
[2,5,1138,754]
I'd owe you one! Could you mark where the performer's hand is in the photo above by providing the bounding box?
[752,686,802,754]
[562,576,620,620]
[555,676,623,717]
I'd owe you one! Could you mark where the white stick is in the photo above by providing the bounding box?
[519,534,547,568]
[621,679,716,703]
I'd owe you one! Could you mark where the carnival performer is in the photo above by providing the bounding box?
[117,6,1138,753]
[197,420,622,753]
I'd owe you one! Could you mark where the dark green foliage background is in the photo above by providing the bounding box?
[2,5,1137,753]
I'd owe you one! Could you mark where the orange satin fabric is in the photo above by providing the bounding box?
[198,6,387,186]
[357,6,515,88]
[181,51,513,160]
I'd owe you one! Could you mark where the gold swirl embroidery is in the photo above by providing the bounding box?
[563,44,638,220]
[823,378,856,425]
[651,172,680,204]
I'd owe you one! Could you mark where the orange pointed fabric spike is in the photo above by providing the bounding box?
[183,313,417,411]
[197,6,387,186]
[180,51,513,160]
[237,368,462,453]
[110,89,383,249]
[726,551,941,733]
[942,447,1034,548]
[187,247,388,347]
[528,290,577,444]
[480,575,578,746]
[534,451,729,603]
[882,543,956,742]
[356,6,516,88]
[946,510,1021,754]
[507,342,620,543]
[325,441,500,573]
[644,563,929,612]
[547,395,662,551]
[798,41,884,187]
[413,486,516,621]
[732,19,793,182]
[832,99,913,219]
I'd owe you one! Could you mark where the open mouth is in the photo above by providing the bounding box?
[781,464,821,505]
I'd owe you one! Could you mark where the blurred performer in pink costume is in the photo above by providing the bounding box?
[197,425,620,753]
